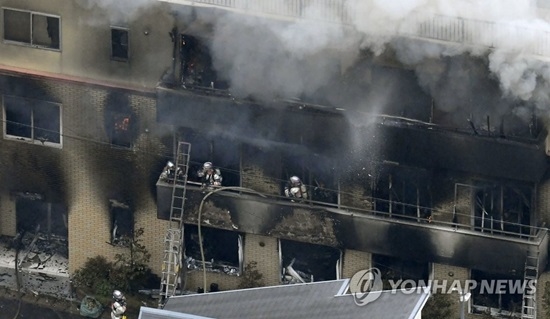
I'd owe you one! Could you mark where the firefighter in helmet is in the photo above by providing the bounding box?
[284,176,308,200]
[111,290,127,319]
[197,161,222,188]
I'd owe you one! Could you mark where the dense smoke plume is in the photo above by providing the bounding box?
[81,0,550,126]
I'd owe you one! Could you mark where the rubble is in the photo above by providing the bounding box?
[0,234,70,299]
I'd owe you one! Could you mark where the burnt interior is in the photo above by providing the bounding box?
[373,164,432,221]
[372,253,430,288]
[104,91,136,148]
[16,194,67,237]
[178,127,241,187]
[110,199,133,247]
[471,269,523,314]
[280,239,341,283]
[184,224,242,275]
[180,34,227,90]
[4,95,61,144]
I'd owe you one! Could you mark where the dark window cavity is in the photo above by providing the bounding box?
[110,200,133,247]
[111,113,132,148]
[16,194,67,237]
[180,34,227,89]
[111,28,129,61]
[3,9,60,49]
[280,239,342,284]
[3,95,61,146]
[179,128,241,187]
[471,269,523,316]
[372,254,430,290]
[372,164,432,222]
[184,224,243,276]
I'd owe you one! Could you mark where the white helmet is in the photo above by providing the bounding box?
[203,162,213,169]
[290,176,300,184]
[113,290,123,300]
[167,161,174,168]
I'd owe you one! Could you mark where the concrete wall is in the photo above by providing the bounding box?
[0,0,175,88]
[0,73,172,274]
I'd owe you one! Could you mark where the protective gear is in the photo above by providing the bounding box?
[198,162,222,188]
[113,290,123,301]
[111,290,127,319]
[167,161,175,168]
[111,301,127,319]
[284,176,307,200]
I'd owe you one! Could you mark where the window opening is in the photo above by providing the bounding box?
[3,9,60,49]
[16,194,67,237]
[111,27,128,61]
[110,200,133,247]
[179,128,240,187]
[279,239,341,284]
[471,269,523,316]
[184,224,242,276]
[372,254,430,290]
[3,95,61,146]
[111,113,133,148]
[373,165,431,222]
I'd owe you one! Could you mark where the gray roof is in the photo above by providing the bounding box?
[140,279,430,319]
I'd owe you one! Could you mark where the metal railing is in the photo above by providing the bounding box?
[161,0,550,58]
[171,179,547,242]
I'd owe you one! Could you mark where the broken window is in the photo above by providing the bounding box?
[111,27,128,61]
[372,254,430,289]
[471,269,523,316]
[180,34,226,89]
[111,113,133,148]
[279,239,342,284]
[457,181,533,236]
[15,193,67,237]
[372,164,432,222]
[3,8,60,50]
[3,95,61,146]
[184,224,243,276]
[110,200,133,247]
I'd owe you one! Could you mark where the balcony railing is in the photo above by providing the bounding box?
[161,0,550,58]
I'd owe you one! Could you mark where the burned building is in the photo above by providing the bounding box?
[1,0,550,318]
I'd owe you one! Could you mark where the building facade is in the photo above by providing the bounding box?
[1,0,550,318]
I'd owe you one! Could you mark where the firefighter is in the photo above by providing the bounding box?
[111,290,127,319]
[197,162,222,189]
[284,176,308,200]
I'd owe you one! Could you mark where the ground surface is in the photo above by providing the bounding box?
[0,287,148,319]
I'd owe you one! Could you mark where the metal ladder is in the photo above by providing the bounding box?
[158,142,191,308]
[521,247,539,319]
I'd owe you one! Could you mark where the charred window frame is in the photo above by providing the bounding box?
[111,27,129,61]
[372,164,432,222]
[110,200,134,247]
[470,181,534,236]
[15,193,68,237]
[111,113,133,148]
[3,8,60,50]
[372,254,431,290]
[184,224,243,276]
[3,95,62,148]
[180,34,226,89]
[471,269,523,316]
[279,239,342,284]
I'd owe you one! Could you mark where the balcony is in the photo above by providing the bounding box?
[157,180,549,275]
[160,0,550,58]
